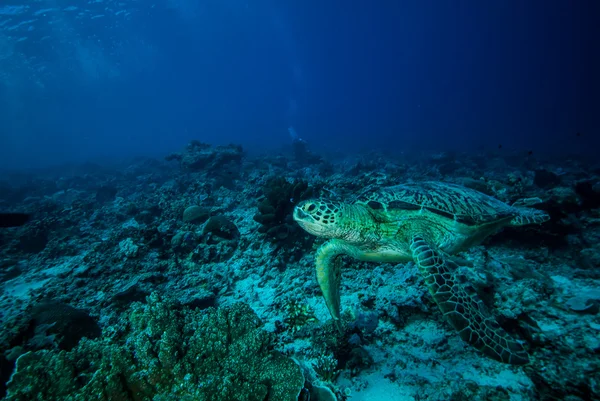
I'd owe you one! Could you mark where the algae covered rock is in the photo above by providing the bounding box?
[182,205,211,224]
[202,215,240,241]
[5,293,304,401]
[167,141,243,172]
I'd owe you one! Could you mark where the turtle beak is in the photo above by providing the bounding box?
[293,206,309,221]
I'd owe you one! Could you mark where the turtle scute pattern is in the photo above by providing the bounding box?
[358,181,515,225]
[409,236,529,365]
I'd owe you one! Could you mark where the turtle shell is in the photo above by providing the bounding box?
[356,181,515,226]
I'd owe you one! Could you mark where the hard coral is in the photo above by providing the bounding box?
[313,354,339,383]
[5,293,304,401]
[253,177,314,242]
[167,140,243,172]
[166,141,244,189]
[284,300,317,333]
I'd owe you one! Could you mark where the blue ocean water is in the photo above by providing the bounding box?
[1,1,599,401]
[0,1,597,168]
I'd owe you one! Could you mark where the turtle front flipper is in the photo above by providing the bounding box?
[409,236,529,365]
[315,239,349,332]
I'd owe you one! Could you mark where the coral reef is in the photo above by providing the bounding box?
[284,300,318,333]
[1,141,599,400]
[253,177,315,244]
[4,294,304,401]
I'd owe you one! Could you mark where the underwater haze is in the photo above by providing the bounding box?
[0,0,597,169]
[3,2,600,401]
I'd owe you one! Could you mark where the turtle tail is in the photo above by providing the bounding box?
[510,207,550,226]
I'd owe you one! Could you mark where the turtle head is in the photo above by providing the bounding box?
[293,199,346,238]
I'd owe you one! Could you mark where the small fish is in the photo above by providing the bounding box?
[528,150,533,156]
[498,144,502,149]
[576,132,581,137]
[0,213,31,228]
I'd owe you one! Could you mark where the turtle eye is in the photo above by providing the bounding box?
[306,203,316,212]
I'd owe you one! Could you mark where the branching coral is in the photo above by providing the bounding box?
[284,300,317,333]
[313,354,339,383]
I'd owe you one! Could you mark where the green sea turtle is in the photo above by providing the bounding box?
[293,181,549,365]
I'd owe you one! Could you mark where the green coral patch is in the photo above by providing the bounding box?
[5,293,304,401]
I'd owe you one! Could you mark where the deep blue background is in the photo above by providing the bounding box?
[0,0,597,169]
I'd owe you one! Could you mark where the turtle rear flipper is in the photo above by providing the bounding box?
[511,197,543,207]
[510,208,550,226]
[409,236,529,365]
[315,240,345,332]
